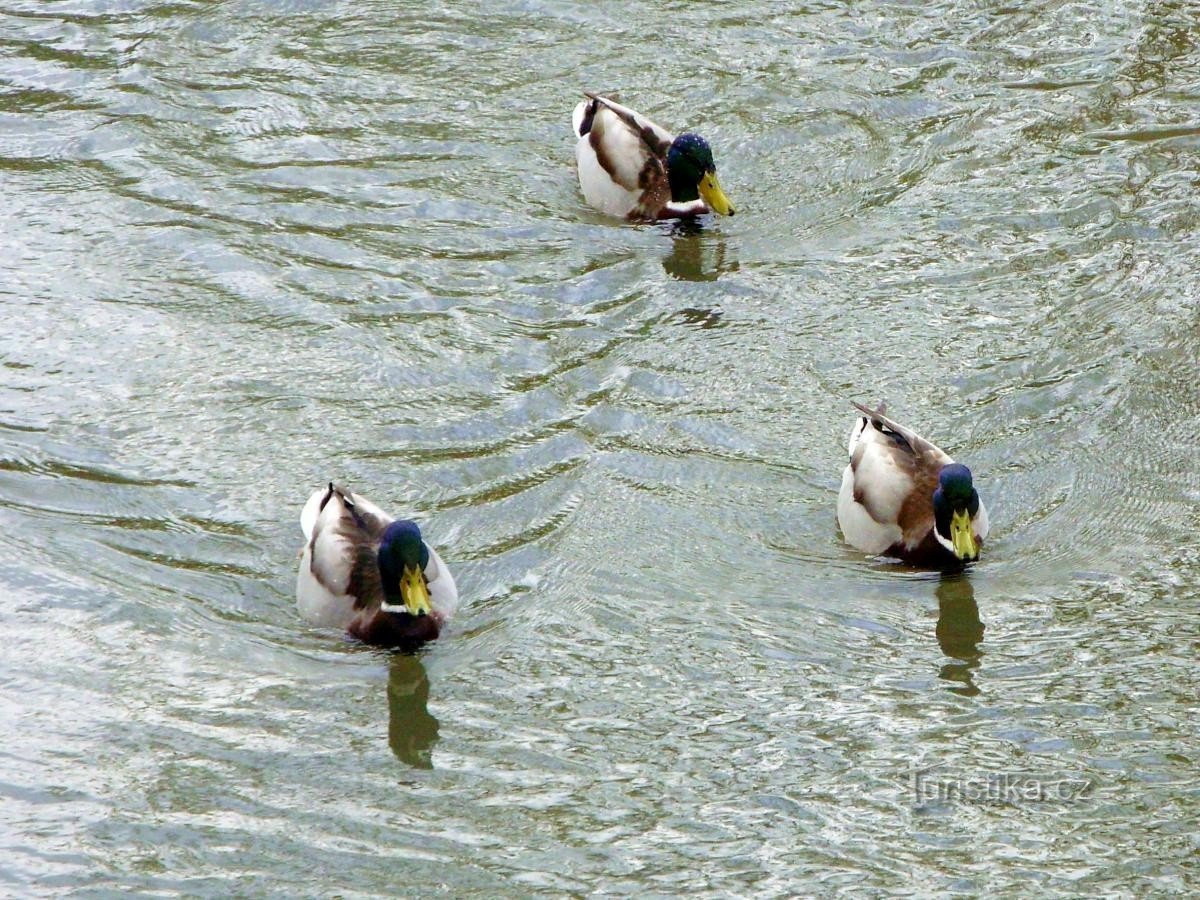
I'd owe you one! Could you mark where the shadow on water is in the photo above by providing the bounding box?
[387,654,439,769]
[935,574,984,697]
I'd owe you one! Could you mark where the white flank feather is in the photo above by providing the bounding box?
[838,413,918,554]
[848,423,921,528]
[837,463,903,554]
[299,487,324,541]
[423,546,460,619]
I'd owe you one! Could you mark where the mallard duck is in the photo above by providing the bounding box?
[572,92,735,221]
[837,402,989,567]
[296,483,458,651]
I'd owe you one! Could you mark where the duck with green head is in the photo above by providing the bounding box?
[572,92,735,221]
[297,484,458,651]
[837,402,989,568]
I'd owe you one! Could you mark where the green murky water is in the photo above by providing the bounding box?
[2,0,1197,894]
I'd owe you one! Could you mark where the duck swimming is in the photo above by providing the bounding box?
[837,402,989,567]
[572,92,735,221]
[296,484,458,651]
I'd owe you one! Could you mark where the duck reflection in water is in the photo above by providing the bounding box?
[663,218,738,286]
[935,574,984,696]
[388,654,439,769]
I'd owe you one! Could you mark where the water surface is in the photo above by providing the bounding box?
[1,0,1197,894]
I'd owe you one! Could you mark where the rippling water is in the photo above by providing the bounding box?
[2,0,1198,894]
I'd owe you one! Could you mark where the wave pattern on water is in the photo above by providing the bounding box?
[1,0,1198,895]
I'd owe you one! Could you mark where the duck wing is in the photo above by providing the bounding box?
[850,402,951,464]
[583,94,673,153]
[304,483,394,611]
[580,93,672,195]
[848,402,954,538]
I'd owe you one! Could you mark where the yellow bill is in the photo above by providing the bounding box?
[950,509,978,561]
[698,171,735,216]
[401,563,432,617]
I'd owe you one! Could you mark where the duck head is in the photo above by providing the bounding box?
[378,520,432,617]
[932,464,981,562]
[666,133,735,216]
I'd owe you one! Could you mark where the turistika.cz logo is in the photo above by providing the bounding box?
[911,766,1094,806]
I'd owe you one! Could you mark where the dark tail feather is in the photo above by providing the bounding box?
[579,91,626,137]
[851,400,888,423]
[320,481,358,514]
[317,482,336,516]
[850,401,917,453]
[577,96,598,137]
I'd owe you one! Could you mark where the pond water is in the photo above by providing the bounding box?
[1,0,1197,894]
